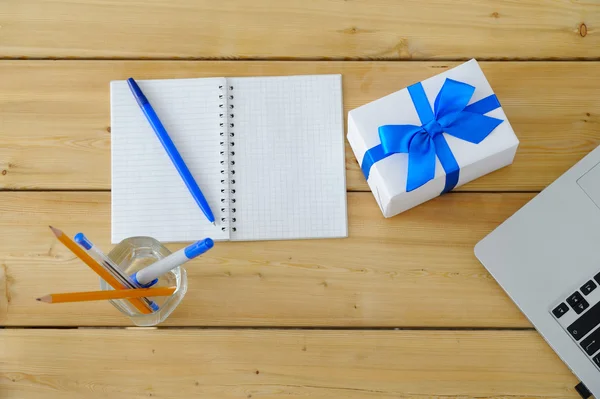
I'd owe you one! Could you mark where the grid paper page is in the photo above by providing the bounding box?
[111,78,229,243]
[228,75,348,241]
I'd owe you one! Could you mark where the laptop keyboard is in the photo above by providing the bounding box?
[550,271,600,371]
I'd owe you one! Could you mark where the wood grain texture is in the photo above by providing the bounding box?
[1,0,597,60]
[1,61,599,192]
[0,329,578,399]
[0,191,531,327]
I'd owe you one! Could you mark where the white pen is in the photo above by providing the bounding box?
[132,238,214,287]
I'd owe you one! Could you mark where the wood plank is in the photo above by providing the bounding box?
[1,0,597,59]
[0,329,578,399]
[1,61,599,192]
[0,191,531,327]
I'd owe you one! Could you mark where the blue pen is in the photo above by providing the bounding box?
[127,78,216,225]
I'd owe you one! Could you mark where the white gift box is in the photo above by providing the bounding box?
[347,59,519,217]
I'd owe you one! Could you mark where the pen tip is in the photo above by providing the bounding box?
[212,221,216,226]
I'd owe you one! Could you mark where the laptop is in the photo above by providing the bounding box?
[475,145,600,396]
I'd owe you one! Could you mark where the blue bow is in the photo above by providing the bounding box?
[361,78,503,193]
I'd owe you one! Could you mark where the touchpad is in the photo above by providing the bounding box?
[577,161,600,209]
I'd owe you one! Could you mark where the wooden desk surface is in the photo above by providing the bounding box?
[1,1,598,397]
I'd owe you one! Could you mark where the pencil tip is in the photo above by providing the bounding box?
[37,295,51,303]
[49,226,61,237]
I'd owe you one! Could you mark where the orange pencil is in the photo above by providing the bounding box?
[49,226,152,314]
[37,286,176,304]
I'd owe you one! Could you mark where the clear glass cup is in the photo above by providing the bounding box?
[100,236,187,326]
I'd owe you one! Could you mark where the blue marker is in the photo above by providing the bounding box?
[74,233,159,312]
[132,238,214,287]
[127,78,216,225]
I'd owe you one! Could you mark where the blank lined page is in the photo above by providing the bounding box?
[228,75,347,241]
[111,78,229,243]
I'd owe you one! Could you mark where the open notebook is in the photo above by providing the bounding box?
[111,75,347,243]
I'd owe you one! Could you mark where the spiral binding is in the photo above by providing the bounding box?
[218,83,237,233]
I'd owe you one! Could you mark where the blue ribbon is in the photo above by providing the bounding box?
[361,78,504,193]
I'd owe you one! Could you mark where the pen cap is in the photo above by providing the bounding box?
[74,232,93,250]
[184,238,214,259]
[127,78,149,107]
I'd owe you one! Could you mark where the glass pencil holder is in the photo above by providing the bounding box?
[100,236,188,326]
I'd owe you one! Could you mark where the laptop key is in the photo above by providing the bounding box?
[574,300,589,314]
[567,292,586,309]
[552,303,570,319]
[595,272,600,285]
[581,280,597,296]
[581,327,600,356]
[568,301,600,340]
[594,354,600,368]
